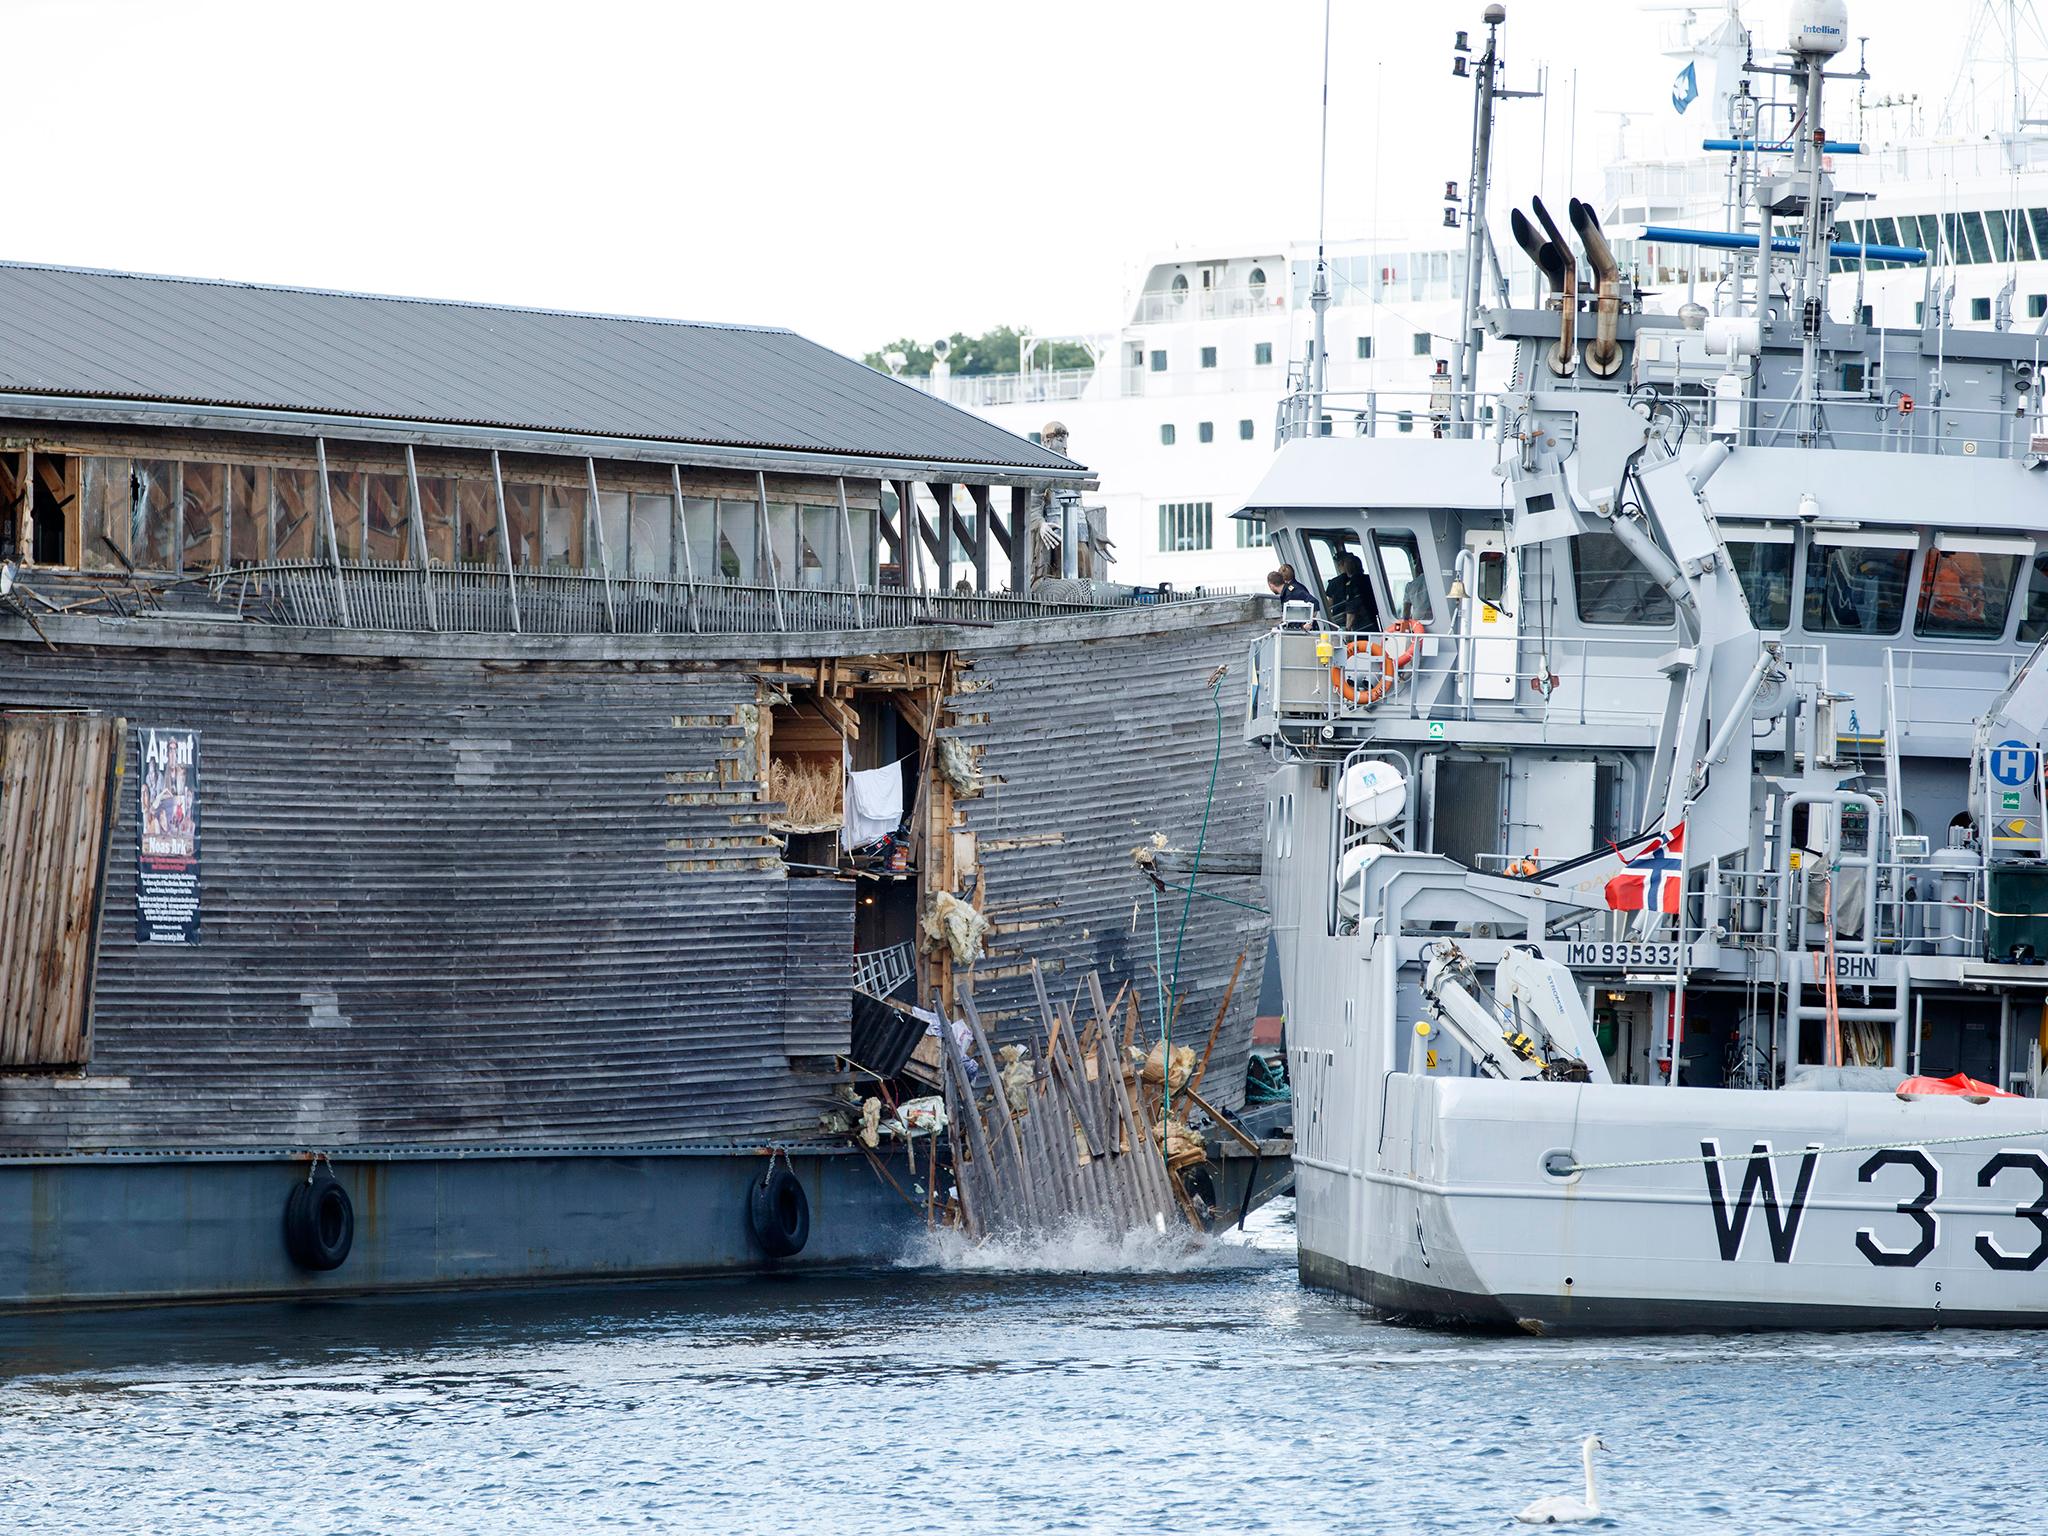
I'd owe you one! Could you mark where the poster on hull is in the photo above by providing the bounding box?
[136,727,200,944]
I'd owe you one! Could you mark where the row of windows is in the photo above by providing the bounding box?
[1151,342,1278,372]
[34,453,873,586]
[1160,420,1258,446]
[1575,529,2045,643]
[1145,335,1440,375]
[1154,505,1269,553]
[1830,207,2048,272]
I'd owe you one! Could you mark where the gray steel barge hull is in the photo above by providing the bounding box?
[0,1145,923,1310]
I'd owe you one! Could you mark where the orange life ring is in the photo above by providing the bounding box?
[1329,620,1426,706]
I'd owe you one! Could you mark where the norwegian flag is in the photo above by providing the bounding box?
[1605,824,1686,914]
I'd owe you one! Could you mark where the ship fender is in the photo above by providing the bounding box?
[749,1160,811,1258]
[283,1165,355,1272]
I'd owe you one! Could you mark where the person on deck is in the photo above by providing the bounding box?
[1323,551,1377,631]
[1267,565,1314,607]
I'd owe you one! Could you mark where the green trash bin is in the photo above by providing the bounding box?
[1987,862,2048,962]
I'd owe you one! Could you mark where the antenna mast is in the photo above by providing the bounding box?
[1309,0,1332,434]
[1451,5,1539,439]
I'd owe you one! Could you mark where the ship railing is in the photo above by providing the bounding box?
[1130,287,1287,325]
[1273,388,1506,445]
[1252,624,1673,738]
[1882,644,2026,746]
[899,368,1099,408]
[255,561,1246,636]
[1715,861,1987,959]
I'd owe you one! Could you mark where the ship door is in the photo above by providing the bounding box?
[1425,755,1504,870]
[1458,532,1518,700]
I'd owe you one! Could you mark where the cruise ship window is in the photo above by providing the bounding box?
[1239,419,1255,440]
[1803,540,1912,635]
[1916,548,2022,640]
[1255,342,1274,366]
[2018,554,2048,642]
[1411,333,1430,356]
[1870,217,1898,249]
[1236,515,1268,549]
[1972,297,1992,322]
[1960,211,1991,264]
[2033,209,2048,264]
[2031,295,2047,319]
[1160,424,1176,446]
[1724,537,1793,630]
[1397,411,1414,434]
[1157,502,1213,552]
[1988,212,2013,264]
[1201,347,1217,369]
[1357,336,1374,360]
[1150,350,1167,372]
[1198,421,1214,444]
[1574,532,1676,626]
[1371,531,1432,623]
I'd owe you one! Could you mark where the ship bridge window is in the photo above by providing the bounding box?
[2018,552,2048,642]
[1371,530,1433,623]
[1573,531,1675,626]
[1303,529,1378,630]
[1722,527,1794,631]
[1803,532,1916,635]
[1915,536,2029,640]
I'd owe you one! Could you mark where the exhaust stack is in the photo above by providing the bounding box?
[1569,197,1624,378]
[1512,196,1577,376]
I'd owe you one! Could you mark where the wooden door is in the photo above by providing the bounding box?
[0,711,123,1067]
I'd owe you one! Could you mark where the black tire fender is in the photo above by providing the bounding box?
[283,1169,355,1272]
[748,1164,810,1258]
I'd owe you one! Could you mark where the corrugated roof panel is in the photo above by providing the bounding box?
[0,263,1081,474]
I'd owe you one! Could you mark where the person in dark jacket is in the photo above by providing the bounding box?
[1267,564,1314,607]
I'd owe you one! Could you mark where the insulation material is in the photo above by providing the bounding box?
[937,736,982,797]
[1136,1040,1197,1093]
[922,891,991,965]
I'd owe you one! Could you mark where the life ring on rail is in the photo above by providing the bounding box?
[749,1162,811,1258]
[283,1166,355,1272]
[1329,619,1426,706]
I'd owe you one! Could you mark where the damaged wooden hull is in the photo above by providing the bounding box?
[0,601,1270,1307]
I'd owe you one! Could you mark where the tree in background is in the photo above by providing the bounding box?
[864,325,1094,377]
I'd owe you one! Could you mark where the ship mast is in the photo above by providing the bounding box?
[1450,5,1537,438]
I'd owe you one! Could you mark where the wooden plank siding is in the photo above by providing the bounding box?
[945,618,1269,1110]
[0,711,120,1069]
[0,653,853,1149]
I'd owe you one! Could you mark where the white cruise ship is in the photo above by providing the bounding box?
[904,0,2048,590]
[900,240,1534,590]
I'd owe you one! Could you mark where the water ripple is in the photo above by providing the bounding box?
[0,1201,2037,1534]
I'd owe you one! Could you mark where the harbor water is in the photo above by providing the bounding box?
[4,1200,2041,1535]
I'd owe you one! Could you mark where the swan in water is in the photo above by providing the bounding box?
[1514,1434,1606,1524]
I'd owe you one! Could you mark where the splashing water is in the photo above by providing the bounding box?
[898,1216,1273,1275]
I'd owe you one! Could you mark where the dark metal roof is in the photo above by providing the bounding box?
[0,261,1082,475]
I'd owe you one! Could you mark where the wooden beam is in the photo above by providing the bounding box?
[929,481,954,593]
[1009,483,1032,592]
[489,449,522,634]
[968,484,992,594]
[585,457,618,633]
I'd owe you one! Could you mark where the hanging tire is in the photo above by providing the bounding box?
[748,1164,810,1258]
[283,1170,355,1272]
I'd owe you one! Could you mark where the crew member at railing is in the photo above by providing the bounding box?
[1267,564,1314,607]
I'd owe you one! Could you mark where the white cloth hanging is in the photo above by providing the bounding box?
[841,759,905,850]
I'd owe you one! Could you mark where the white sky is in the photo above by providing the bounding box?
[9,0,2030,357]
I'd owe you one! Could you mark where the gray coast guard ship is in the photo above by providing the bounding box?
[1246,2,2048,1330]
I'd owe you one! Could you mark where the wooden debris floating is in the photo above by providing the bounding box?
[933,960,1190,1240]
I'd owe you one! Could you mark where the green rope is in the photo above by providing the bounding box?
[1164,672,1228,1120]
[1153,878,1267,915]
